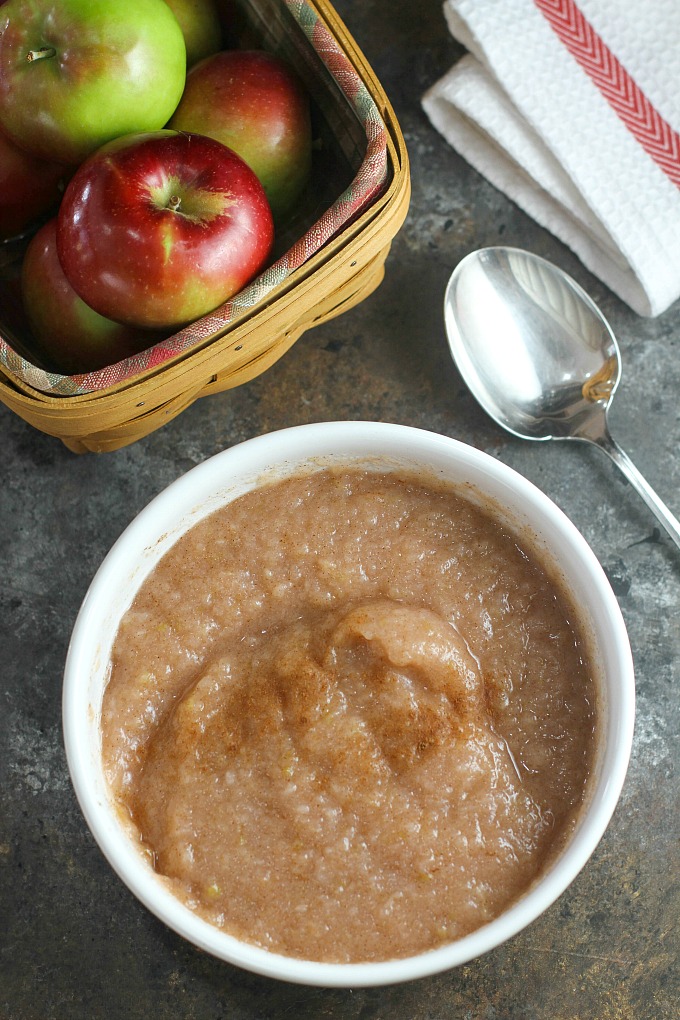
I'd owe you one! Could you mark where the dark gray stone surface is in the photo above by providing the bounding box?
[1,1,678,1017]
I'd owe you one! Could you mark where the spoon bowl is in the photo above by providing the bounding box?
[445,246,680,549]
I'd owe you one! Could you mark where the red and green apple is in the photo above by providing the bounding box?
[168,49,312,222]
[56,130,275,330]
[0,126,66,239]
[22,218,161,374]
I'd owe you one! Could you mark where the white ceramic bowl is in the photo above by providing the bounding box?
[62,421,635,987]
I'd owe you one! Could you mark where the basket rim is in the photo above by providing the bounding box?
[0,0,398,400]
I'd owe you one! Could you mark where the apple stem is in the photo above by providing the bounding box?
[27,46,57,62]
[168,195,182,212]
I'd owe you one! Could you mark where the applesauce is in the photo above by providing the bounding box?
[101,467,598,963]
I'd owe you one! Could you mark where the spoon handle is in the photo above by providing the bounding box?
[591,428,680,551]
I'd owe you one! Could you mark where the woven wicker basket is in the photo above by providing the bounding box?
[0,0,410,452]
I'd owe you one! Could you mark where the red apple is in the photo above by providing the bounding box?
[163,0,222,67]
[0,127,66,239]
[0,0,186,165]
[22,218,161,374]
[168,50,312,222]
[56,130,274,330]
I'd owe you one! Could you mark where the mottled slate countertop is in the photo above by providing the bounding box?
[1,2,677,1017]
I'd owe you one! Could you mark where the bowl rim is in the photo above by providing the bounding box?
[62,421,635,987]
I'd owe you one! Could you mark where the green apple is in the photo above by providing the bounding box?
[163,0,222,67]
[0,0,186,164]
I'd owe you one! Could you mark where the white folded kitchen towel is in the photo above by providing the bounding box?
[422,0,680,316]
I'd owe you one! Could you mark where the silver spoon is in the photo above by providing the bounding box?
[444,246,680,550]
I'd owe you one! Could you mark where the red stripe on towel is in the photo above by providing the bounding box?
[535,0,680,189]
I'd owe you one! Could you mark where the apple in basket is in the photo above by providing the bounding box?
[0,0,186,165]
[56,130,275,331]
[164,0,223,68]
[168,49,312,222]
[0,126,66,240]
[22,219,161,375]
